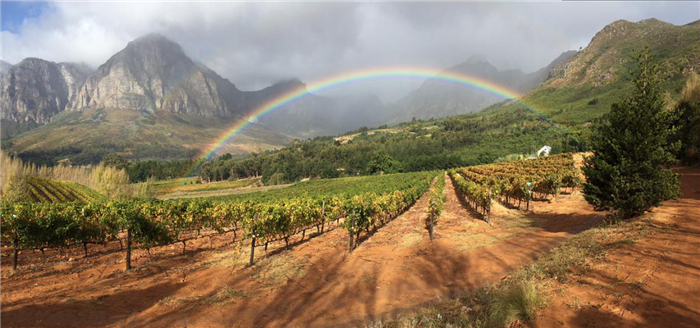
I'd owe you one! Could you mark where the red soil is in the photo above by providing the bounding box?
[533,167,700,328]
[2,171,605,328]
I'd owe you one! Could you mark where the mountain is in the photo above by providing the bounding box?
[385,51,576,124]
[0,58,93,138]
[491,18,700,135]
[249,79,386,138]
[0,60,12,77]
[70,33,245,117]
[1,33,386,163]
[1,34,293,164]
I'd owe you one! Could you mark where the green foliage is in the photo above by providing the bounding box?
[202,106,581,185]
[426,173,446,233]
[583,47,681,219]
[126,159,195,182]
[101,154,130,170]
[672,73,700,165]
[366,152,403,175]
[2,171,435,266]
[266,172,286,186]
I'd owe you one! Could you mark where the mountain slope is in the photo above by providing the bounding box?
[490,18,700,134]
[385,51,576,124]
[2,34,292,164]
[250,79,386,138]
[70,33,245,117]
[0,58,92,125]
[0,60,12,77]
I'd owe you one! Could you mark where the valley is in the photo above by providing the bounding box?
[1,5,699,328]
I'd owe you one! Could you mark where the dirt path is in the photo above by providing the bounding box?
[2,171,604,328]
[533,167,700,328]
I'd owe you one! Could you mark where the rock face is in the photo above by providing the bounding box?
[386,52,576,124]
[0,58,91,124]
[0,60,12,77]
[544,19,699,88]
[70,33,245,117]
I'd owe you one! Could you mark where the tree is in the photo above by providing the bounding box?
[582,47,680,219]
[101,154,130,170]
[672,72,700,165]
[366,152,402,175]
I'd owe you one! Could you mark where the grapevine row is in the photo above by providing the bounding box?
[2,172,436,270]
[425,172,446,240]
[449,153,582,221]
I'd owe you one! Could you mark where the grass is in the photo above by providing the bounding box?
[487,282,546,327]
[251,254,307,289]
[367,215,654,328]
[158,287,256,308]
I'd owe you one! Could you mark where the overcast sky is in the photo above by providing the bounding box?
[1,1,698,103]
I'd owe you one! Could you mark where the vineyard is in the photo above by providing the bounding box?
[2,171,436,270]
[18,176,105,203]
[449,154,582,222]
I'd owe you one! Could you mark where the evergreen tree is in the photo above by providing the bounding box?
[583,47,680,219]
[672,73,700,165]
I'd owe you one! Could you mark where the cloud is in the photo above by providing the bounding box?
[1,1,698,102]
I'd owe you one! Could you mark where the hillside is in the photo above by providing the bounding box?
[4,108,291,165]
[488,19,700,137]
[200,104,583,184]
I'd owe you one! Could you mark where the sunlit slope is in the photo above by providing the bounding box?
[490,19,699,130]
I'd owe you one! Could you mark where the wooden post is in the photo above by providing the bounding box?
[487,189,492,224]
[321,201,326,233]
[428,212,434,241]
[249,214,258,266]
[13,234,19,271]
[126,229,132,270]
[249,233,256,266]
[348,211,355,252]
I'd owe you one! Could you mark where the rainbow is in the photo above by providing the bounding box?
[184,66,552,178]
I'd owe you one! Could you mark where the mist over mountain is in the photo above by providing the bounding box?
[249,79,386,137]
[385,51,577,124]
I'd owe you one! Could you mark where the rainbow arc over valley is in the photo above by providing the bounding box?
[185,66,552,177]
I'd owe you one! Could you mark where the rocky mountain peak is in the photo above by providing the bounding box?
[1,57,91,125]
[70,33,243,116]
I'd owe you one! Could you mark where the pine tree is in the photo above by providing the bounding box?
[583,47,680,219]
